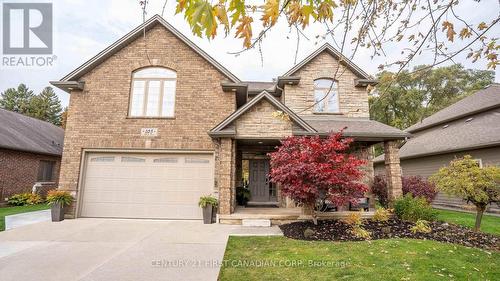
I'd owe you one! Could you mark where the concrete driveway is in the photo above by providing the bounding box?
[0,218,281,281]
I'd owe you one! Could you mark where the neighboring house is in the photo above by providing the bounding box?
[50,15,408,220]
[374,84,500,213]
[0,108,64,202]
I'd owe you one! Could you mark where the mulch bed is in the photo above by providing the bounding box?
[279,219,500,251]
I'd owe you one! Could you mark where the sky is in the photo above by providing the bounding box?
[1,0,499,108]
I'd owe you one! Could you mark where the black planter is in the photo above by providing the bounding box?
[202,204,214,224]
[51,202,65,222]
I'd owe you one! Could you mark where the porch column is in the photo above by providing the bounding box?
[384,140,403,204]
[359,145,376,210]
[218,138,236,215]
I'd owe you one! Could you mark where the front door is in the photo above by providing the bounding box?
[249,159,275,202]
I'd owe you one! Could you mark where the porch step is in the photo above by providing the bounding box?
[242,219,271,227]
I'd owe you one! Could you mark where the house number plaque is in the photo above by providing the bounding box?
[141,128,158,137]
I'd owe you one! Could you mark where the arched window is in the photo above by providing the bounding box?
[129,67,176,117]
[313,79,339,113]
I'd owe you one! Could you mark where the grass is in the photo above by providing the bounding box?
[435,208,500,236]
[219,236,499,281]
[0,204,50,231]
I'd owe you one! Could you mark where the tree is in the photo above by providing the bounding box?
[370,64,494,130]
[170,0,499,114]
[173,0,499,73]
[268,132,367,224]
[29,87,63,126]
[430,155,500,232]
[0,84,34,114]
[0,85,63,126]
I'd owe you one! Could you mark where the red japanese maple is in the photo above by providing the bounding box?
[268,132,368,215]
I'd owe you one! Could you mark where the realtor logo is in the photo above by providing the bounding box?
[2,3,53,54]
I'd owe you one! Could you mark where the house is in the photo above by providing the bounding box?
[0,108,64,202]
[374,84,500,213]
[50,15,408,221]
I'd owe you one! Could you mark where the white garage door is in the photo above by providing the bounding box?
[80,152,214,219]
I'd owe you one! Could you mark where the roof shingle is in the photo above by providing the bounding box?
[0,109,64,156]
[406,83,500,133]
[302,116,410,140]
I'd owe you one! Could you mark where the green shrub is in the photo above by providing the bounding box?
[46,190,73,206]
[394,194,437,222]
[7,193,44,206]
[411,220,432,234]
[373,207,390,222]
[351,226,371,239]
[343,211,363,226]
[198,195,218,208]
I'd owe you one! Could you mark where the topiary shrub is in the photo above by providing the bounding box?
[394,194,437,222]
[372,175,388,207]
[402,176,438,203]
[7,193,44,206]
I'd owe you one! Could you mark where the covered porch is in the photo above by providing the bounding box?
[209,91,408,224]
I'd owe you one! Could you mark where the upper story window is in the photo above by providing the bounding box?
[129,67,177,117]
[313,79,339,113]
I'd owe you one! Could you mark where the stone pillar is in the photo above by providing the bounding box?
[218,138,235,215]
[384,140,403,204]
[358,145,376,210]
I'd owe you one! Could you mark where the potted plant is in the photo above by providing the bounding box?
[198,195,218,224]
[46,190,73,222]
[236,186,251,206]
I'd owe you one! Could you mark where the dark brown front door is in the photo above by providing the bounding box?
[249,159,274,202]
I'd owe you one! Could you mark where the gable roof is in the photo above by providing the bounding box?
[406,83,500,133]
[0,109,64,156]
[209,91,316,136]
[373,107,500,163]
[283,43,371,79]
[56,15,239,83]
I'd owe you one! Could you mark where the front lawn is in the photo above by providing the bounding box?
[0,204,49,231]
[435,208,500,236]
[219,236,499,281]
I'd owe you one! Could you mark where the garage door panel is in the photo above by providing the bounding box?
[80,152,214,219]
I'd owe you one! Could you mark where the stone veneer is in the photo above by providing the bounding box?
[234,99,295,138]
[283,51,370,118]
[384,141,403,203]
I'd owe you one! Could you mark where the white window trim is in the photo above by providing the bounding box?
[474,158,483,168]
[128,68,176,118]
[313,79,340,113]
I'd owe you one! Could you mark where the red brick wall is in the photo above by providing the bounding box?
[0,148,61,202]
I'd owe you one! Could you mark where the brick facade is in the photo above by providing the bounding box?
[59,24,235,216]
[283,51,370,118]
[0,148,60,201]
[59,20,401,217]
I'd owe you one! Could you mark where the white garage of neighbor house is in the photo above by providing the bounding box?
[78,151,214,219]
